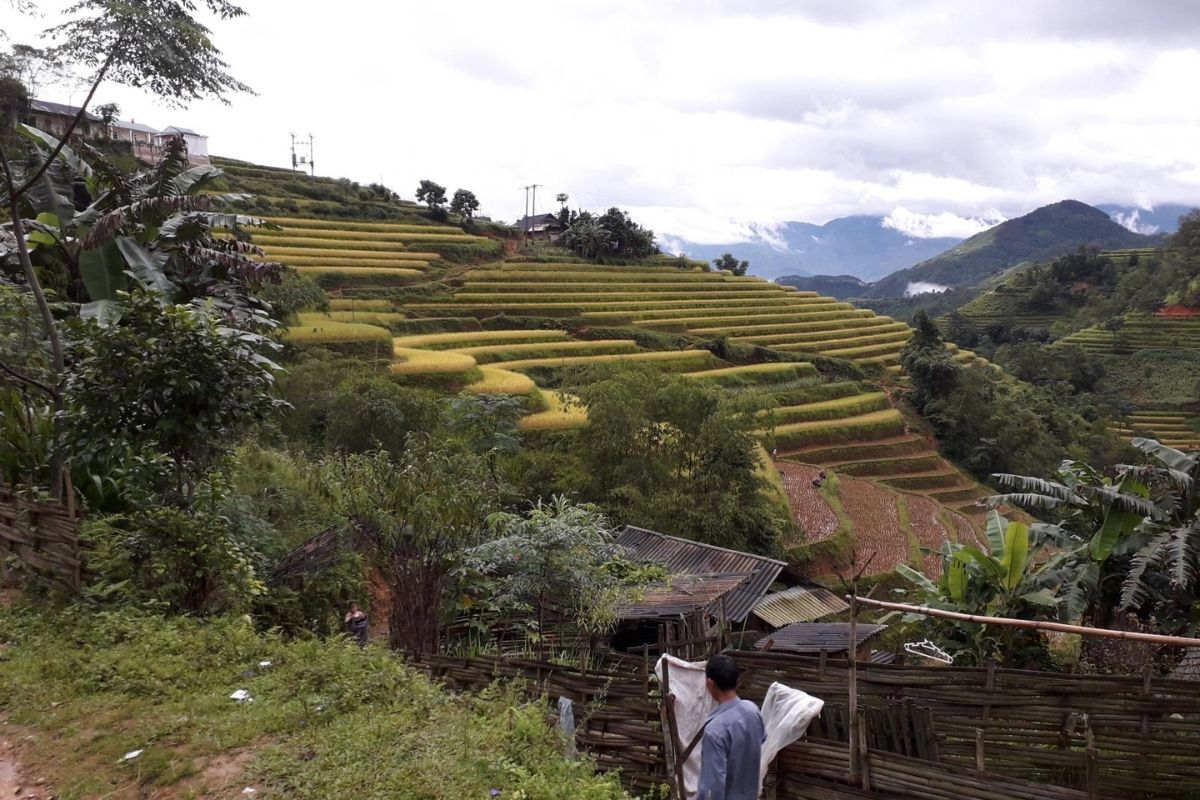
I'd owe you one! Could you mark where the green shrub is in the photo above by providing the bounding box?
[82,506,263,616]
[258,271,330,322]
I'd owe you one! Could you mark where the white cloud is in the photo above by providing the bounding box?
[1110,209,1159,235]
[882,207,1007,239]
[906,281,952,296]
[7,0,1200,231]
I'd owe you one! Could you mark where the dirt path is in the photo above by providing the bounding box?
[0,733,47,800]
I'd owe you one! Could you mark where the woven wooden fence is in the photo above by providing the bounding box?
[0,485,81,594]
[734,650,1200,799]
[415,648,1200,799]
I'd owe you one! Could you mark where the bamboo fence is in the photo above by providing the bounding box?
[0,485,81,594]
[413,647,1200,798]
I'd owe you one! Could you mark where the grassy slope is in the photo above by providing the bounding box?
[0,607,628,800]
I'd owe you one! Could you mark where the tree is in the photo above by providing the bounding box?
[310,447,497,653]
[569,365,786,553]
[712,252,749,276]
[0,44,67,96]
[446,393,522,484]
[63,291,284,500]
[555,192,568,209]
[561,216,612,260]
[94,101,120,136]
[466,496,624,655]
[0,0,254,499]
[449,188,479,220]
[901,311,961,411]
[415,179,446,210]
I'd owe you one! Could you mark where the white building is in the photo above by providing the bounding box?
[154,125,210,164]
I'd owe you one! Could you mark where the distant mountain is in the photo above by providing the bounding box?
[776,274,869,300]
[866,200,1155,299]
[1097,203,1193,235]
[666,215,963,281]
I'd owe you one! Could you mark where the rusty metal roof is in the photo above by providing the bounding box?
[617,526,787,623]
[618,573,752,619]
[1174,648,1200,681]
[754,622,887,654]
[751,585,849,628]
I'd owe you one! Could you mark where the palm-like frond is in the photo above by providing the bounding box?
[1132,437,1199,474]
[984,492,1069,511]
[1120,530,1171,610]
[83,195,223,249]
[1079,483,1163,520]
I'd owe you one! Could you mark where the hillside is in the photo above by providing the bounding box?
[255,193,1001,577]
[776,273,870,300]
[866,200,1153,298]
[668,215,962,281]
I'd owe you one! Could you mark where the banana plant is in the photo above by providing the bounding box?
[898,511,1060,665]
[6,125,283,327]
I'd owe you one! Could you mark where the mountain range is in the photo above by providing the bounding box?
[666,203,1192,293]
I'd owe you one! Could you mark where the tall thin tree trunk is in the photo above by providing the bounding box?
[1,145,66,499]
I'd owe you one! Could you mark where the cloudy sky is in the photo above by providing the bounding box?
[10,0,1200,243]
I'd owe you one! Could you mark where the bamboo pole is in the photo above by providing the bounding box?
[852,596,1200,647]
[848,582,860,786]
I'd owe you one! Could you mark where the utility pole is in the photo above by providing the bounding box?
[289,132,297,170]
[307,133,315,176]
[520,184,535,248]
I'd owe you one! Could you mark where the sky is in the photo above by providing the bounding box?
[9,0,1200,244]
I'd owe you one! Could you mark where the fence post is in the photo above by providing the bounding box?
[1085,725,1099,799]
[848,583,860,787]
[974,728,985,771]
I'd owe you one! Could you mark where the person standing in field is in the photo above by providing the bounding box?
[344,601,368,647]
[697,654,765,800]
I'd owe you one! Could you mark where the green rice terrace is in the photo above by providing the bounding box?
[261,204,997,578]
[1058,314,1200,449]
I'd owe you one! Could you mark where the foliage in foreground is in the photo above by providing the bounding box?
[0,607,630,800]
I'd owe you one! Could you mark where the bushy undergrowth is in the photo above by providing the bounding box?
[0,607,629,800]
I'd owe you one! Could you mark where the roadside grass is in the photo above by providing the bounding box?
[0,608,630,800]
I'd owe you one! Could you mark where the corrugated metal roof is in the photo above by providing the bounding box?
[115,119,159,134]
[1174,648,1200,681]
[754,622,887,654]
[618,573,752,619]
[752,585,849,627]
[617,526,787,623]
[28,99,100,121]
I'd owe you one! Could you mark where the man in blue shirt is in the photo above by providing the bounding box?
[697,654,765,800]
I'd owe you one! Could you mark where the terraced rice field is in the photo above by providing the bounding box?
[949,288,1060,330]
[778,462,978,578]
[247,214,502,289]
[1060,314,1200,355]
[766,381,988,524]
[424,262,917,366]
[1110,410,1200,450]
[278,252,991,552]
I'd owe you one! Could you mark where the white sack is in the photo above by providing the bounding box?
[654,654,716,797]
[758,681,825,784]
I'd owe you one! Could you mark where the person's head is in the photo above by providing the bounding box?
[705,654,739,702]
[349,602,360,612]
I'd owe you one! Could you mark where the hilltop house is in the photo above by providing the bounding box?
[154,126,210,165]
[515,212,567,241]
[22,100,210,165]
[25,99,100,139]
[110,119,161,161]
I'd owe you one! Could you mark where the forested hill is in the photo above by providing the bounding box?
[866,200,1155,298]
